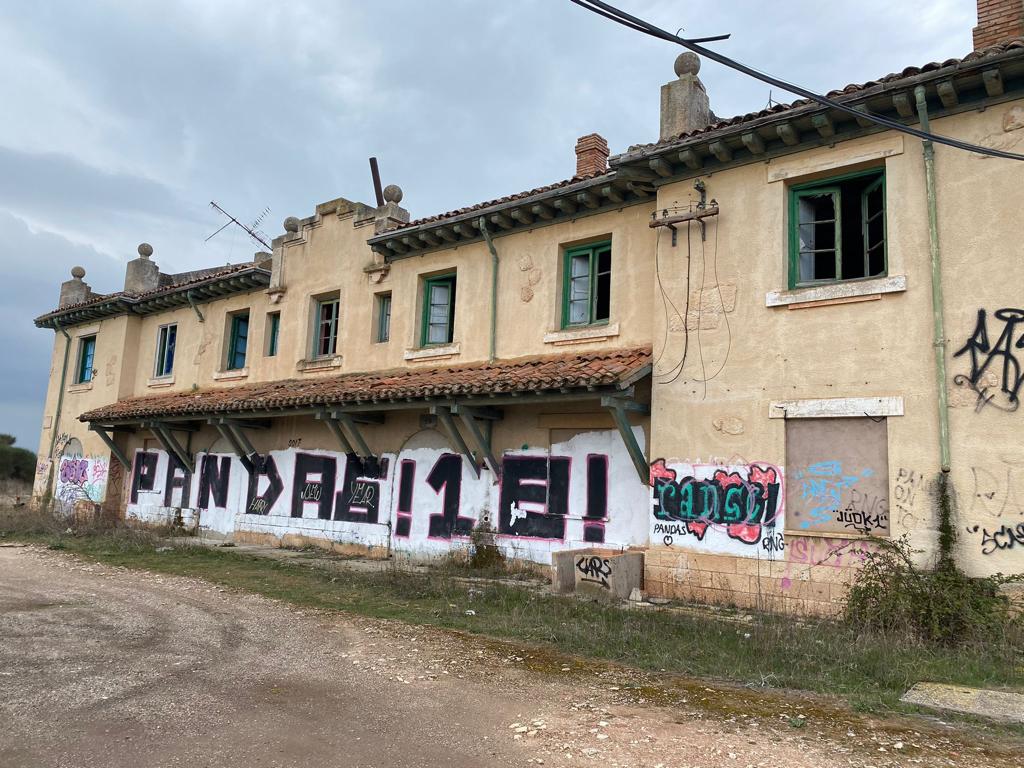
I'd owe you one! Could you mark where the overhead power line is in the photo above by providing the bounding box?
[569,0,1024,161]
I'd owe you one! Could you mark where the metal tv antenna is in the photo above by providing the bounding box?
[206,201,272,251]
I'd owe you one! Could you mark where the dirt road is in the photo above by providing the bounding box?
[0,545,1018,768]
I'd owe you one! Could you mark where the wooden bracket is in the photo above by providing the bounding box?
[601,396,650,485]
[315,411,356,455]
[452,405,501,477]
[147,421,194,474]
[88,425,131,469]
[210,420,255,472]
[430,406,480,478]
[332,411,373,457]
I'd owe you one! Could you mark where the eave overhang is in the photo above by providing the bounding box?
[34,267,272,330]
[78,348,653,427]
[366,171,654,261]
[610,43,1024,183]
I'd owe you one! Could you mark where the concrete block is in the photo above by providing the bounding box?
[552,548,645,601]
[901,683,1024,724]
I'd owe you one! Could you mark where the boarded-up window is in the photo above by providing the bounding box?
[785,417,889,537]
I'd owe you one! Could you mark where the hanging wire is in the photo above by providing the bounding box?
[653,223,688,369]
[656,220,693,384]
[690,214,733,386]
[568,0,1024,161]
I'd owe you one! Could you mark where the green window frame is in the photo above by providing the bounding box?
[266,312,280,357]
[154,323,176,377]
[376,293,392,343]
[421,274,456,346]
[75,335,96,384]
[227,312,249,370]
[788,168,887,289]
[561,240,611,328]
[314,298,340,358]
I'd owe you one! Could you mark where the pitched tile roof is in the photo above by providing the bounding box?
[399,169,614,229]
[376,36,1024,239]
[619,37,1024,156]
[35,262,271,328]
[80,347,653,423]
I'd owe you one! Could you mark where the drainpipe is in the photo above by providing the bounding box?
[45,320,73,504]
[479,216,499,363]
[914,85,952,474]
[186,289,205,323]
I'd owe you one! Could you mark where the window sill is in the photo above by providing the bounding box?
[213,368,249,381]
[67,381,93,393]
[297,355,343,373]
[147,375,175,389]
[544,322,619,346]
[765,275,906,309]
[404,343,460,361]
[768,396,904,419]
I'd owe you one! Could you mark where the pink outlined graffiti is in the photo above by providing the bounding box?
[651,459,784,547]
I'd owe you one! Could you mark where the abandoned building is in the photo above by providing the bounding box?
[32,2,1024,614]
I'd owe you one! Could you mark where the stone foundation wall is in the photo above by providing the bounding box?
[644,541,874,616]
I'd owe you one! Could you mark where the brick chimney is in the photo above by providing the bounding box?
[575,133,609,178]
[974,0,1024,49]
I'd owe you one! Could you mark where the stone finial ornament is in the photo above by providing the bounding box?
[383,184,403,204]
[138,242,153,258]
[660,52,711,140]
[71,266,86,279]
[674,52,700,78]
[283,216,300,233]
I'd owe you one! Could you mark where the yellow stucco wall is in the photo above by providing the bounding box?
[30,94,1024,609]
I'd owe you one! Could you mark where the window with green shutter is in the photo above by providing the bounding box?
[421,275,456,346]
[76,335,96,384]
[376,293,392,343]
[227,312,250,370]
[154,324,176,377]
[788,169,886,288]
[314,298,340,358]
[562,241,611,328]
[266,312,280,357]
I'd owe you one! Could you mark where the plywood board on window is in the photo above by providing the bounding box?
[785,416,889,537]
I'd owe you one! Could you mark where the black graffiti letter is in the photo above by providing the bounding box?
[583,454,608,544]
[198,455,232,510]
[498,456,569,540]
[291,453,337,520]
[245,455,284,515]
[394,460,415,538]
[334,454,385,524]
[427,453,470,538]
[163,454,192,508]
[130,451,159,504]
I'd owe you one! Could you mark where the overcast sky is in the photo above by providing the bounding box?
[0,0,976,452]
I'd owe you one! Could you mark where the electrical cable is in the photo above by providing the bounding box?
[652,227,670,367]
[695,223,708,399]
[689,216,733,386]
[568,0,1024,161]
[657,221,692,384]
[653,225,688,369]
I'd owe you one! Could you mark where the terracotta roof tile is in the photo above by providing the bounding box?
[622,37,1024,154]
[80,347,653,422]
[397,170,614,229]
[35,262,269,324]
[375,38,1023,236]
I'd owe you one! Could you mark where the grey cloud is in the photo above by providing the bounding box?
[0,0,977,449]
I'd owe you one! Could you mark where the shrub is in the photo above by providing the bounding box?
[844,535,1020,646]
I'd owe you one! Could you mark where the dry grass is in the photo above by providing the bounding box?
[2,504,1022,721]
